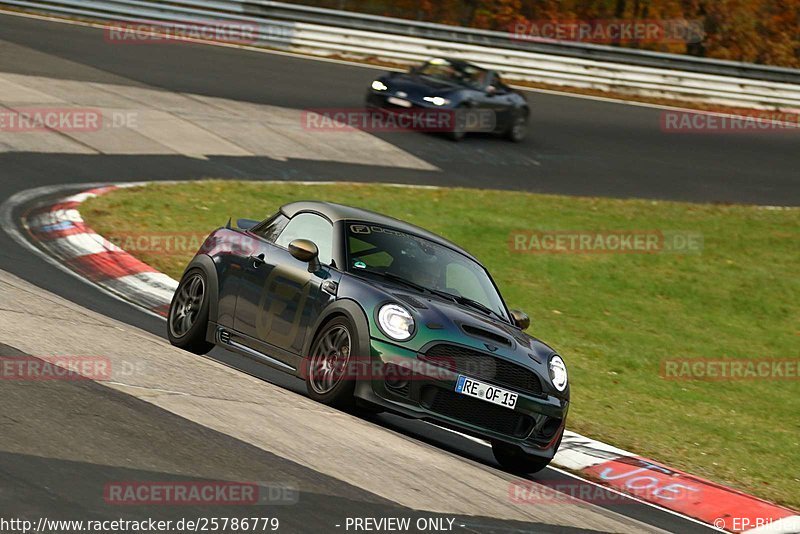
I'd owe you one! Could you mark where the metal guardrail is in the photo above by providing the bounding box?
[241,1,800,85]
[3,0,800,109]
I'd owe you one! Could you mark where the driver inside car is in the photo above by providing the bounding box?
[388,247,442,290]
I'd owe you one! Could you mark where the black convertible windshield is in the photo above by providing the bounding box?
[345,222,509,321]
[416,58,488,89]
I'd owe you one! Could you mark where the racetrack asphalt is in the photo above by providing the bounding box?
[1,10,792,533]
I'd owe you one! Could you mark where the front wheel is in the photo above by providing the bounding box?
[492,442,552,474]
[447,105,467,141]
[505,111,528,142]
[305,317,359,408]
[167,268,214,355]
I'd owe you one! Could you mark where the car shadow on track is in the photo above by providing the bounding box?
[199,344,713,534]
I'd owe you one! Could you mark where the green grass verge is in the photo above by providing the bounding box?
[82,180,800,509]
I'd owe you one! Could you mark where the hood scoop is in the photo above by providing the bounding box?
[461,324,513,347]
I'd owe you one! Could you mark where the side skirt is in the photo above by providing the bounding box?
[209,323,298,373]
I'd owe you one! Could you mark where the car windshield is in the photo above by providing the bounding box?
[345,222,509,322]
[416,58,488,89]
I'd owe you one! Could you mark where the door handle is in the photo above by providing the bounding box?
[250,253,266,267]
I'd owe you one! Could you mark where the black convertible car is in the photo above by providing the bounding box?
[366,57,529,141]
[168,201,568,473]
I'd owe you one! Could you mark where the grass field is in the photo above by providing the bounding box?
[82,181,800,509]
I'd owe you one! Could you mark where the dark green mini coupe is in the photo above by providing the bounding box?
[168,201,569,473]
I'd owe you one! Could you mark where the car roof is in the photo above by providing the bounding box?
[280,201,477,261]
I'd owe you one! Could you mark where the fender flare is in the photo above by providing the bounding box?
[182,254,220,324]
[298,298,371,378]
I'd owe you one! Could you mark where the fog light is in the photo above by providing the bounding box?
[384,364,409,391]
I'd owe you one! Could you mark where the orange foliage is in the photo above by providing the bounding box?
[354,0,800,67]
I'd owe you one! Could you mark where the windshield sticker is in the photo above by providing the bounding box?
[350,224,371,234]
[350,224,408,238]
[353,261,367,269]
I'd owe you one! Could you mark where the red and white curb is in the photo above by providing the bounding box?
[20,184,177,317]
[554,432,798,533]
[9,183,800,534]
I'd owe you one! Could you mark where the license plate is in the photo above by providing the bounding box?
[455,375,518,409]
[387,96,412,107]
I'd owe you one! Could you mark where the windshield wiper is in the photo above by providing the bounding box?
[354,270,506,322]
[355,269,430,294]
[427,289,504,321]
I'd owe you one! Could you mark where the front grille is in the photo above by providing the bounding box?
[421,387,534,438]
[419,344,542,396]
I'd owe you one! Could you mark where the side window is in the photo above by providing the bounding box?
[275,213,333,265]
[253,213,288,243]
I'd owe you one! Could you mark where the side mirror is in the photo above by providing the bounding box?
[288,239,320,272]
[510,309,530,330]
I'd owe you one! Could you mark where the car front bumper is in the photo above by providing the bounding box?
[354,338,568,458]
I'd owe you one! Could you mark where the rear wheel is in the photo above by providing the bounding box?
[492,441,552,474]
[305,317,358,408]
[167,269,214,354]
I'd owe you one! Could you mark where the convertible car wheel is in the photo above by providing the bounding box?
[492,441,552,474]
[167,269,214,355]
[448,105,467,142]
[305,317,358,407]
[506,113,528,142]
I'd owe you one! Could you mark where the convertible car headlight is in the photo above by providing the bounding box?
[377,304,415,341]
[549,355,568,392]
[371,80,388,91]
[423,96,450,106]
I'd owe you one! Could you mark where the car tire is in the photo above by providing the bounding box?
[492,441,552,474]
[506,111,528,142]
[448,105,467,141]
[167,268,214,355]
[305,316,360,408]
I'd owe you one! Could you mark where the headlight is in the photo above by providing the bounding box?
[549,355,568,392]
[377,304,415,341]
[423,96,450,106]
[371,80,388,91]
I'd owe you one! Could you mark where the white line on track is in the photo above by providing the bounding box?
[428,423,722,532]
